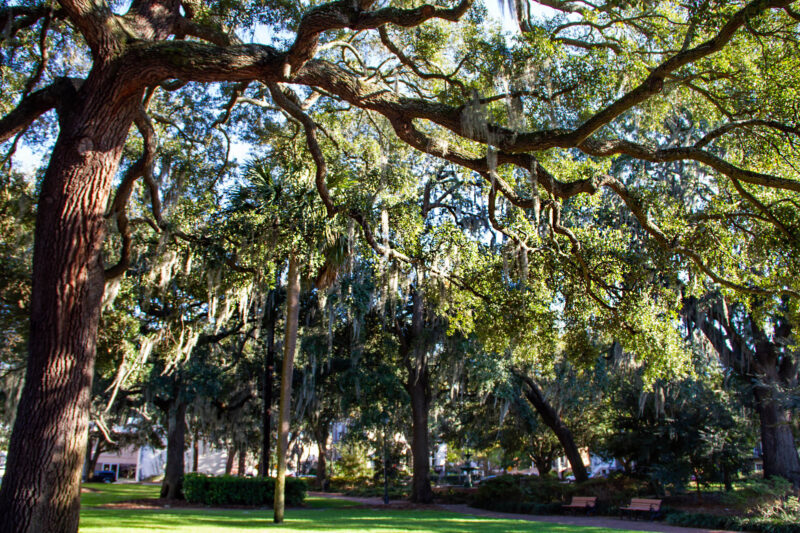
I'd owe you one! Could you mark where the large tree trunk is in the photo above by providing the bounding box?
[754,385,800,486]
[160,399,187,500]
[0,72,140,533]
[260,286,278,477]
[517,372,588,483]
[274,254,300,523]
[408,370,433,502]
[405,289,434,503]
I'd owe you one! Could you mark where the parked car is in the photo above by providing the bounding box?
[90,470,116,483]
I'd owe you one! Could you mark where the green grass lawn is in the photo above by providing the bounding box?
[79,483,638,533]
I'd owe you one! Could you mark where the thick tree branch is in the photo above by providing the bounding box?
[285,0,473,74]
[0,78,81,143]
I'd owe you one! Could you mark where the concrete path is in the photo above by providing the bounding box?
[307,492,737,533]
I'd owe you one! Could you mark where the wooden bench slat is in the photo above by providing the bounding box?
[620,498,662,513]
[563,496,597,509]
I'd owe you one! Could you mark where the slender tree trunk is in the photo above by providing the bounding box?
[517,372,588,483]
[87,439,104,480]
[754,386,800,487]
[275,254,300,523]
[225,446,235,476]
[260,287,278,477]
[192,431,199,473]
[82,437,104,481]
[238,445,247,477]
[0,73,141,533]
[314,424,329,490]
[160,399,187,500]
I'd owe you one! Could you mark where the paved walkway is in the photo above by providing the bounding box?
[307,492,737,533]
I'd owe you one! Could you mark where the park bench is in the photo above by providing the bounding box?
[620,498,662,520]
[562,496,597,515]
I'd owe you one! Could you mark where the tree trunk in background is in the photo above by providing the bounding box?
[533,455,553,476]
[160,399,187,499]
[314,424,329,490]
[238,446,247,477]
[83,437,93,481]
[408,370,433,502]
[87,439,104,480]
[225,447,235,476]
[274,254,300,523]
[192,432,199,473]
[518,372,588,483]
[683,297,800,487]
[0,74,140,533]
[260,286,278,477]
[405,290,434,503]
[754,386,800,486]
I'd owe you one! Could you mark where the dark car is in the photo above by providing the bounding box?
[90,470,116,483]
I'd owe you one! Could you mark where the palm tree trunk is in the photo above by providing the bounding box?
[274,254,300,523]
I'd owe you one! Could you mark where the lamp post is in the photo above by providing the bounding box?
[381,412,390,505]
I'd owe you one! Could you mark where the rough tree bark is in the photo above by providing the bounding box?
[274,253,300,523]
[0,73,142,533]
[160,398,187,500]
[515,371,588,483]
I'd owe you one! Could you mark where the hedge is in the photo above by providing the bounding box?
[183,473,307,507]
[665,510,800,533]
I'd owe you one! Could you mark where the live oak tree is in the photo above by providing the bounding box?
[3,0,800,530]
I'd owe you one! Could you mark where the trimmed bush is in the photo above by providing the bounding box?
[472,473,650,511]
[183,473,306,507]
[665,510,800,533]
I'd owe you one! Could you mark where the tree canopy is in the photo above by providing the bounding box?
[1,0,800,531]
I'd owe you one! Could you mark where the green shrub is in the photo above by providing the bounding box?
[472,473,651,511]
[665,510,800,533]
[182,474,306,507]
[473,474,571,508]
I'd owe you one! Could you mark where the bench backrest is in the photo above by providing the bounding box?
[627,498,662,510]
[569,497,597,505]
